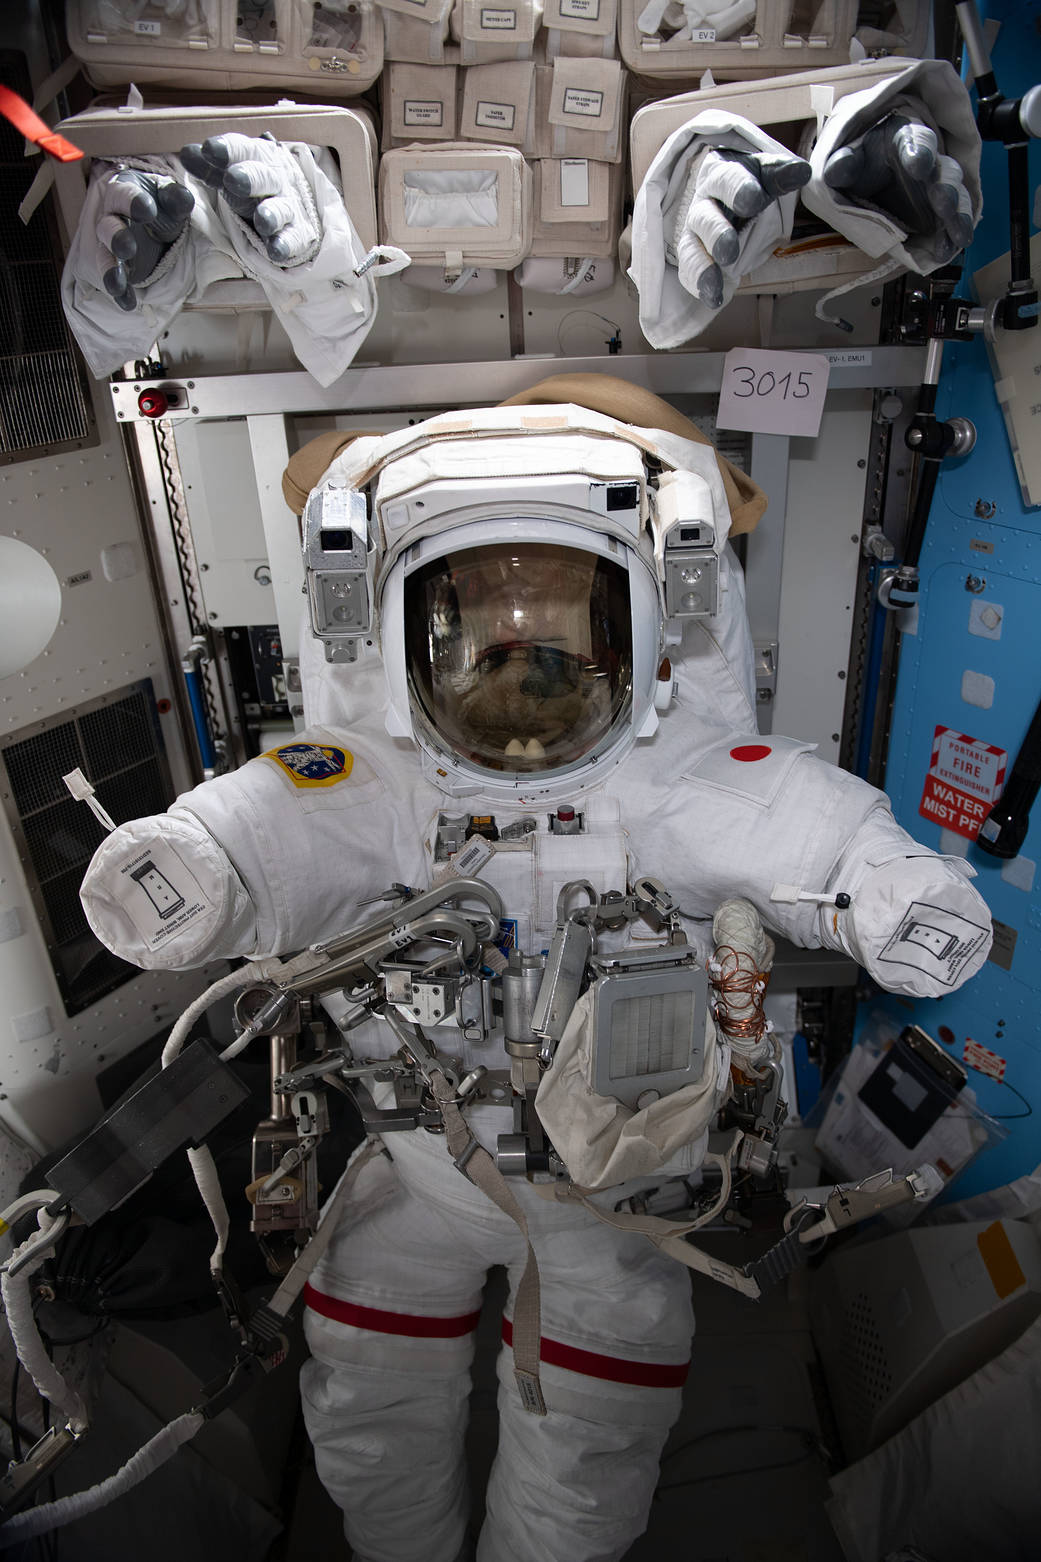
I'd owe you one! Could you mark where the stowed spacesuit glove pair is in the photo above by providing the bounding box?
[91,134,319,311]
[63,132,409,385]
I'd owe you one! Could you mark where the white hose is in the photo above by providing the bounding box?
[161,965,262,1068]
[0,1411,206,1543]
[186,1145,231,1272]
[162,962,279,1269]
[1,1215,88,1433]
[0,1190,61,1237]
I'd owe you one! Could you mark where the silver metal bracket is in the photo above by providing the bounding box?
[754,641,778,707]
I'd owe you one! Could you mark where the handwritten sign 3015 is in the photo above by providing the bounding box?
[716,348,831,438]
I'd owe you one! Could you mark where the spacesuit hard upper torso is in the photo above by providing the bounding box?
[79,661,992,1188]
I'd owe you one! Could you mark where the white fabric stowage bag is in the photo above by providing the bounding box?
[536,987,723,1188]
[385,63,460,144]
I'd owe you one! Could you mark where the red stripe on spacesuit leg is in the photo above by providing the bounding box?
[501,1318,690,1387]
[304,1283,481,1338]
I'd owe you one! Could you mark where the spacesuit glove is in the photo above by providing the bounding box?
[670,145,811,309]
[822,112,975,260]
[180,133,321,266]
[93,168,195,312]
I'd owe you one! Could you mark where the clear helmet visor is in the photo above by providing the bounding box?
[403,541,634,774]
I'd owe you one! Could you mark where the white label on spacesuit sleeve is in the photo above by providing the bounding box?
[561,0,601,17]
[116,839,216,952]
[481,8,517,27]
[134,19,162,33]
[877,901,992,988]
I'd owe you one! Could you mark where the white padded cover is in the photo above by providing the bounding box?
[379,0,457,63]
[379,144,533,269]
[543,0,618,57]
[546,56,625,163]
[460,61,536,146]
[66,0,384,95]
[618,0,858,79]
[52,100,379,257]
[515,254,616,292]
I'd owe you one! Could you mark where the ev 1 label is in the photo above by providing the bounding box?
[716,348,831,438]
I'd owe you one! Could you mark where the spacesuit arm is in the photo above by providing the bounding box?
[659,736,992,999]
[79,727,427,973]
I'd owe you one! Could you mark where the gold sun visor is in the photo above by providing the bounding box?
[403,541,633,774]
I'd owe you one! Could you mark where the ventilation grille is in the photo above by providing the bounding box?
[837,1290,895,1423]
[0,684,176,1015]
[0,50,94,461]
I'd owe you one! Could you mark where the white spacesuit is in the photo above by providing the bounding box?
[80,377,992,1562]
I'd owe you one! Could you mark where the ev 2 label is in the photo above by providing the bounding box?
[716,348,831,438]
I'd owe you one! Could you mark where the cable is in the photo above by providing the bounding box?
[710,942,771,1045]
[10,1354,22,1462]
[978,1077,1033,1120]
[955,1062,1035,1121]
[555,308,622,356]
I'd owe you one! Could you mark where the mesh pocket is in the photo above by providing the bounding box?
[78,0,221,45]
[402,169,500,227]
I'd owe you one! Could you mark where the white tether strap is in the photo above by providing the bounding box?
[430,1071,546,1415]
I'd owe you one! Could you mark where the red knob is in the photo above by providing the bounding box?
[138,388,169,419]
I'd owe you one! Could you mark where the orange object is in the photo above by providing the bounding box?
[0,86,83,162]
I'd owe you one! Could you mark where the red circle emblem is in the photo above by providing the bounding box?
[729,744,772,762]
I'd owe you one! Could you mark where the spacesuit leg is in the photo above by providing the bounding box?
[299,1152,487,1562]
[479,1213,694,1562]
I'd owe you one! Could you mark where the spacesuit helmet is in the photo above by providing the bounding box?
[381,514,663,796]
